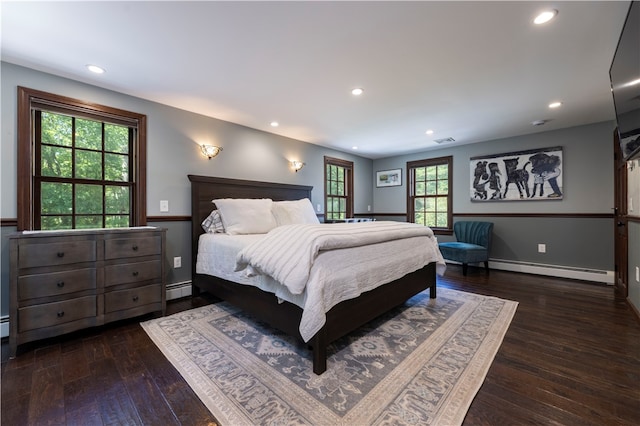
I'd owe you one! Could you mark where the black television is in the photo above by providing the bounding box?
[609,0,640,161]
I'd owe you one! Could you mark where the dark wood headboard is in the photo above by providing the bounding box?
[188,175,313,278]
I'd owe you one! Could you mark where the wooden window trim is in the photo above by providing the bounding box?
[17,86,147,231]
[324,156,354,219]
[407,156,453,233]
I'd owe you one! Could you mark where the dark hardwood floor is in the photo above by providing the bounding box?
[2,266,639,425]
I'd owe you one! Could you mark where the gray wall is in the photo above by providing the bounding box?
[373,121,617,272]
[0,62,373,317]
[2,61,638,318]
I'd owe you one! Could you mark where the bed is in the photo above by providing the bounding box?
[189,175,444,374]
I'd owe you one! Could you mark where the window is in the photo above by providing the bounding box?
[324,156,353,221]
[17,87,147,231]
[407,156,452,231]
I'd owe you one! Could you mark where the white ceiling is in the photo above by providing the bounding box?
[1,1,632,159]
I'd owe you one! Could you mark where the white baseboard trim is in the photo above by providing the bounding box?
[1,282,194,339]
[488,259,614,284]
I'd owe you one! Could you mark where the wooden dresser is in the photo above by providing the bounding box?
[9,227,166,357]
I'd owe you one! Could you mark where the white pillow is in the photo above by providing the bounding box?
[201,210,225,233]
[272,198,320,226]
[212,198,277,235]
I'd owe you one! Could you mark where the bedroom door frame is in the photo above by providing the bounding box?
[613,129,628,296]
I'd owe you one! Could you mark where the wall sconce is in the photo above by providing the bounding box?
[291,160,305,172]
[201,144,222,160]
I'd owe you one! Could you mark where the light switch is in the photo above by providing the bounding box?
[160,200,169,212]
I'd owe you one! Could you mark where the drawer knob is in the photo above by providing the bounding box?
[57,311,65,318]
[56,281,65,288]
[132,271,139,277]
[132,245,138,251]
[132,296,139,302]
[57,252,65,258]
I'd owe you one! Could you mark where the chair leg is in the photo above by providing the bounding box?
[462,263,468,276]
[484,261,489,274]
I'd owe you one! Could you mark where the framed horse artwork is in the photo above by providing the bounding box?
[470,147,563,202]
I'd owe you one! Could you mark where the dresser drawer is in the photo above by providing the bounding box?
[19,241,96,268]
[18,296,97,332]
[18,268,96,301]
[104,260,161,287]
[105,284,162,313]
[105,236,161,259]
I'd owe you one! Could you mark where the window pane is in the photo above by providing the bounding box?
[76,215,102,229]
[75,118,102,150]
[425,212,436,227]
[330,181,337,196]
[415,167,426,181]
[414,198,424,211]
[76,184,103,214]
[106,186,129,214]
[426,197,436,211]
[41,182,71,214]
[426,166,437,180]
[105,153,129,182]
[41,216,72,230]
[75,150,103,180]
[332,197,340,213]
[416,181,425,196]
[41,112,72,147]
[41,145,72,177]
[337,181,344,196]
[436,196,448,212]
[105,124,129,153]
[437,164,449,179]
[337,167,344,183]
[436,213,448,228]
[106,215,130,227]
[437,180,449,195]
[426,181,437,195]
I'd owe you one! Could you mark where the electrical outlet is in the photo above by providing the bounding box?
[636,266,639,282]
[367,205,371,212]
[316,204,321,213]
[173,256,181,268]
[538,244,546,253]
[160,200,169,212]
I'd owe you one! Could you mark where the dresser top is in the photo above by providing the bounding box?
[10,226,165,239]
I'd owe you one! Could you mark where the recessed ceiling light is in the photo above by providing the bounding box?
[351,88,364,96]
[534,9,558,25]
[548,101,562,109]
[425,129,434,135]
[270,121,279,127]
[86,64,105,74]
[352,146,358,150]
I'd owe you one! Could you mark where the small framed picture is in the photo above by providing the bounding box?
[376,168,402,187]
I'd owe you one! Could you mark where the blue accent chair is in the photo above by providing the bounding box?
[438,221,494,276]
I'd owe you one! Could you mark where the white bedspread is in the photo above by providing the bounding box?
[236,221,440,295]
[198,222,446,342]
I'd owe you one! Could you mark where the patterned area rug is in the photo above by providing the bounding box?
[141,288,517,425]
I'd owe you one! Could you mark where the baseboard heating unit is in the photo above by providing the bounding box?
[166,280,193,300]
[488,259,614,284]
